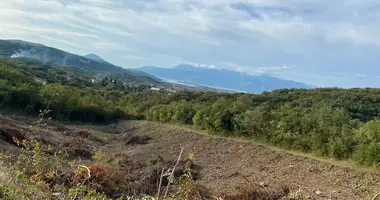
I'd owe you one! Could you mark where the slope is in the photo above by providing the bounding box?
[0,113,379,199]
[0,39,160,85]
[84,53,109,64]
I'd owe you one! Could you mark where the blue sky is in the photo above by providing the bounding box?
[1,0,380,87]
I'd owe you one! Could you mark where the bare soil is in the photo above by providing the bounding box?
[1,113,380,199]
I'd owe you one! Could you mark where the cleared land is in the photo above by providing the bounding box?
[1,113,380,199]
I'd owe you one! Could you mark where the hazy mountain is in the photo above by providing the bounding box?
[0,39,160,84]
[138,64,311,93]
[84,53,108,64]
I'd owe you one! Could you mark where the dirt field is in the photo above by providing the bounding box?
[1,113,380,199]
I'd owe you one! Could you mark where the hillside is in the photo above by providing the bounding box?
[138,64,311,93]
[0,39,160,85]
[84,53,109,64]
[3,56,380,198]
[1,114,379,199]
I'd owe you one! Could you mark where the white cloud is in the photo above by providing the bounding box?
[208,64,216,69]
[122,55,150,61]
[356,74,368,78]
[250,65,291,74]
[93,42,129,51]
[1,0,380,87]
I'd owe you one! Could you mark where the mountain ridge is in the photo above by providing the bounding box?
[0,39,160,85]
[138,65,311,93]
[84,53,108,64]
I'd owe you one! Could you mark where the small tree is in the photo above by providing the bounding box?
[354,119,380,165]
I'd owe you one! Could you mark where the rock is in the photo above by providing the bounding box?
[259,182,268,187]
[315,190,323,195]
[52,193,62,197]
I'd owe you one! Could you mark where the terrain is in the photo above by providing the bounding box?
[138,65,311,93]
[0,39,160,85]
[0,40,236,93]
[3,39,380,199]
[84,54,109,64]
[1,112,379,199]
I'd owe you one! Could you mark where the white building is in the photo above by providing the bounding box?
[150,87,160,91]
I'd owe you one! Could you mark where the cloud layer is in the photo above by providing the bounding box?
[1,0,380,87]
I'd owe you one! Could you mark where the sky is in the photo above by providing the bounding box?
[1,0,380,87]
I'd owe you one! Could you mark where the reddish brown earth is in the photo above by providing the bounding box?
[1,113,380,199]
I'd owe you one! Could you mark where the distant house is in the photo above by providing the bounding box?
[166,88,176,93]
[90,77,101,84]
[150,87,160,91]
[34,78,47,85]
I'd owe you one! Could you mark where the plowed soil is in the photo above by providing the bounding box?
[1,113,380,200]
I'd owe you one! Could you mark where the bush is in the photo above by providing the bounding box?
[354,119,380,165]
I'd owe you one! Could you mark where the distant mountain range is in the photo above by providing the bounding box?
[0,39,160,85]
[138,64,311,93]
[0,39,311,93]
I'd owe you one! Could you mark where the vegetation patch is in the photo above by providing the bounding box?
[0,126,26,147]
[3,55,380,198]
[126,135,152,145]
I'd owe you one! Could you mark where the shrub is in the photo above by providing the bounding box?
[354,119,380,165]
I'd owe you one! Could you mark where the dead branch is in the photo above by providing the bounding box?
[157,168,165,199]
[372,193,380,200]
[164,148,184,198]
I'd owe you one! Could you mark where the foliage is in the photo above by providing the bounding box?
[4,58,380,166]
[353,119,380,165]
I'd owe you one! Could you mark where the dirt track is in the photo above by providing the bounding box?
[1,114,380,199]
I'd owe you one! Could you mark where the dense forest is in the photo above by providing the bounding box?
[2,58,380,166]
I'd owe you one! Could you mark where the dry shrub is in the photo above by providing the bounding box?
[69,148,93,159]
[0,126,27,148]
[88,135,106,144]
[70,163,126,195]
[62,130,90,138]
[62,137,93,159]
[112,154,203,196]
[119,154,145,171]
[125,135,151,145]
[55,124,68,132]
[223,183,290,200]
[138,158,201,191]
[118,155,160,194]
[165,159,200,181]
[182,184,212,200]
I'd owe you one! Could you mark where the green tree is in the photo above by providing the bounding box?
[354,119,380,165]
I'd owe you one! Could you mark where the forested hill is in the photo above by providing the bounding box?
[0,39,160,85]
[2,57,380,166]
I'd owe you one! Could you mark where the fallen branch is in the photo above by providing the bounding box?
[241,174,252,185]
[72,165,91,200]
[78,165,91,182]
[372,193,380,200]
[157,168,165,199]
[164,148,184,198]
